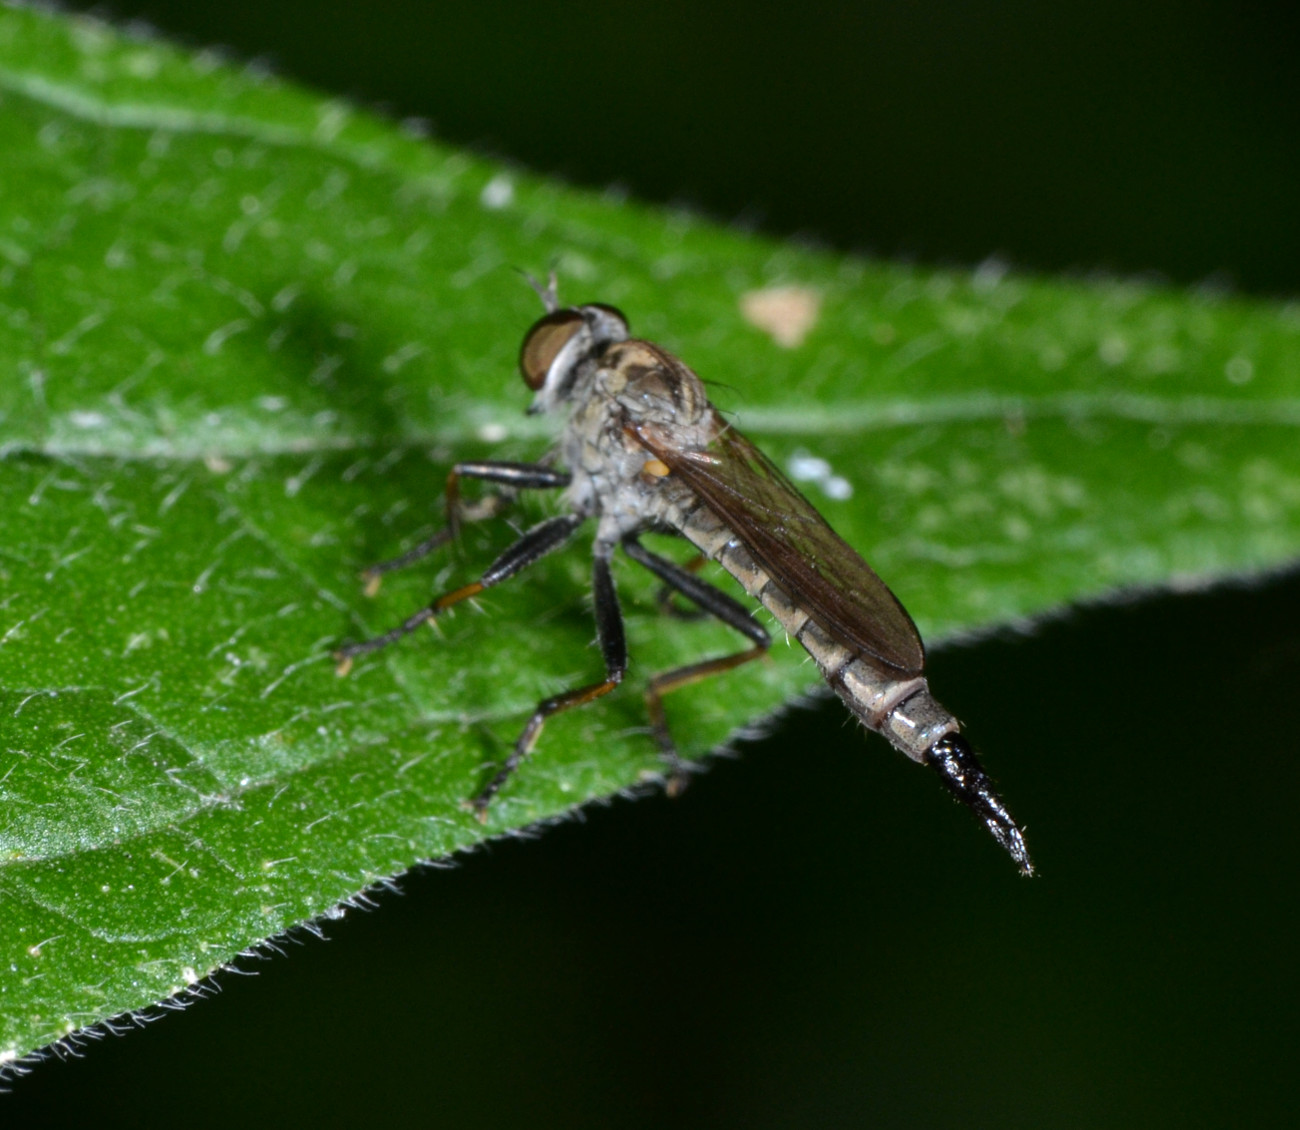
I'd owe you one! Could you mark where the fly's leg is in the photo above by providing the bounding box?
[361,461,571,595]
[471,544,626,820]
[442,461,571,543]
[655,553,708,621]
[648,648,769,797]
[623,537,771,795]
[336,513,584,671]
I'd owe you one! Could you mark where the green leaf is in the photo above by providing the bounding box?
[1,5,1298,1066]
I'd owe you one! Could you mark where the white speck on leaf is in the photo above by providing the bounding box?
[285,458,323,499]
[972,256,1009,290]
[789,454,831,481]
[787,450,854,499]
[316,101,350,142]
[50,312,105,355]
[203,319,252,355]
[382,342,425,373]
[480,174,514,210]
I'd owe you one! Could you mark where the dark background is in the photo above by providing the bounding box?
[9,2,1300,1126]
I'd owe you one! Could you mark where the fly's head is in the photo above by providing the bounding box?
[518,303,630,415]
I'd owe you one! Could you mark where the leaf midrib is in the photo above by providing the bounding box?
[6,389,1299,466]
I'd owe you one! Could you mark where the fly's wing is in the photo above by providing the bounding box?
[633,413,926,676]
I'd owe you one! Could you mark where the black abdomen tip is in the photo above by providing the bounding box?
[927,734,1033,876]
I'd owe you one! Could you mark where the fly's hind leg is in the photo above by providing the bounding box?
[622,536,771,795]
[471,543,627,820]
[360,461,571,595]
[655,553,709,621]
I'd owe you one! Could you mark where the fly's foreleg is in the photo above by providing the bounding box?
[337,513,584,671]
[471,544,627,820]
[443,461,571,543]
[623,536,771,794]
[361,461,571,594]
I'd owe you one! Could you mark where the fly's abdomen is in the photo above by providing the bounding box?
[668,498,957,763]
[792,616,957,765]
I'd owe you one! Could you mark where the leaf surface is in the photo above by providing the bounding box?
[2,7,1299,1063]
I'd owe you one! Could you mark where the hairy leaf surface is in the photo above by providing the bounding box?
[1,7,1298,1064]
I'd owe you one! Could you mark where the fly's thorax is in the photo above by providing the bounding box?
[558,341,708,538]
[601,340,710,430]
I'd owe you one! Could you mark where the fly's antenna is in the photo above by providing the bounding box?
[517,268,561,312]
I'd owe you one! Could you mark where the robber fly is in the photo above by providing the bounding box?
[337,279,1032,874]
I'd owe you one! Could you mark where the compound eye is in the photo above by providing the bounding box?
[519,309,585,390]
